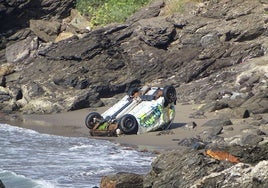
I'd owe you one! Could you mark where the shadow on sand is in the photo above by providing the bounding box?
[170,122,186,129]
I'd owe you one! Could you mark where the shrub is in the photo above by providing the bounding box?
[76,0,150,27]
[161,0,203,16]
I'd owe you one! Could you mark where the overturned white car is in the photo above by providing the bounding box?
[85,85,177,136]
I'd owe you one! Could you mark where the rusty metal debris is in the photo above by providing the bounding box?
[205,149,240,163]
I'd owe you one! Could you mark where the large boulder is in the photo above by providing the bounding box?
[144,144,268,188]
[0,0,74,32]
[5,36,38,63]
[100,172,143,188]
[0,179,5,188]
[29,20,61,42]
[192,160,268,188]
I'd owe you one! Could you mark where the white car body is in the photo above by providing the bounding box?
[99,87,176,134]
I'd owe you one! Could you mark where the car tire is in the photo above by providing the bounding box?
[85,112,102,129]
[163,85,177,104]
[119,114,138,134]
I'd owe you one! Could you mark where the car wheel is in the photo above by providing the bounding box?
[85,112,102,129]
[119,114,138,134]
[163,85,177,104]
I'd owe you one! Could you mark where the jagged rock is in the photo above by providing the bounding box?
[54,32,74,43]
[202,118,233,127]
[68,91,103,111]
[144,144,268,187]
[0,86,11,102]
[134,16,176,48]
[126,0,164,23]
[143,148,234,188]
[241,134,264,146]
[204,126,223,136]
[191,160,268,188]
[200,101,229,113]
[29,20,61,42]
[1,0,268,187]
[0,0,74,32]
[217,107,250,119]
[0,179,5,188]
[241,90,268,114]
[100,172,143,188]
[68,9,91,31]
[225,144,268,164]
[5,36,38,63]
[241,127,266,136]
[0,0,267,118]
[178,137,206,150]
[0,63,15,76]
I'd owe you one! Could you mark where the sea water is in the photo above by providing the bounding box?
[0,124,154,188]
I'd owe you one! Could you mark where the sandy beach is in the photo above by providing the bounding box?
[4,103,255,152]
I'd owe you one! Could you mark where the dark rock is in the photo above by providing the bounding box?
[241,90,268,114]
[5,36,38,63]
[218,107,250,119]
[0,0,74,32]
[0,179,5,188]
[134,17,176,49]
[202,118,233,127]
[144,149,234,188]
[240,134,264,146]
[0,76,5,87]
[29,19,61,42]
[200,33,221,48]
[227,98,248,108]
[100,172,143,188]
[96,84,129,98]
[24,82,45,98]
[198,101,229,113]
[69,91,103,111]
[178,137,206,150]
[0,0,267,118]
[204,126,224,136]
[144,144,268,187]
[226,144,268,164]
[105,60,125,70]
[126,0,164,23]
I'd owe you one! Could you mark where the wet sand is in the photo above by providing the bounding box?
[4,103,224,152]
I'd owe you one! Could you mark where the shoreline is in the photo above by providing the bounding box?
[3,103,218,152]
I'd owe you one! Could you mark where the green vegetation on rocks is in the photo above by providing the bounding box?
[75,0,151,27]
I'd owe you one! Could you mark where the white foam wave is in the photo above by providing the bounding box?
[68,144,94,151]
[0,123,154,187]
[0,169,57,188]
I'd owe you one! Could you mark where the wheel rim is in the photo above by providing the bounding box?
[124,117,134,129]
[164,86,176,103]
[85,112,102,129]
[119,114,138,134]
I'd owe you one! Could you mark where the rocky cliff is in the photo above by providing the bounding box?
[0,0,268,187]
[0,0,267,115]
